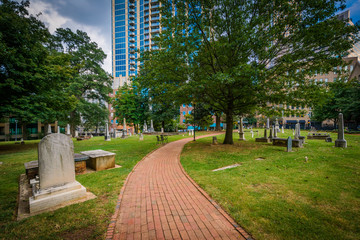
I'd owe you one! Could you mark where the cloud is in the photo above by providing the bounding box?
[27,0,112,74]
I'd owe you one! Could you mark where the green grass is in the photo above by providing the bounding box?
[0,132,205,240]
[181,130,360,240]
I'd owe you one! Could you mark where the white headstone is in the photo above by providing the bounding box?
[139,133,144,141]
[282,126,284,133]
[74,130,78,137]
[335,113,347,148]
[47,125,52,134]
[38,134,75,189]
[66,124,71,135]
[57,126,60,134]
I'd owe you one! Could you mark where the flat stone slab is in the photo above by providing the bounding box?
[212,164,241,172]
[80,150,115,158]
[81,150,116,171]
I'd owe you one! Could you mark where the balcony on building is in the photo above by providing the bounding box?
[151,27,160,33]
[144,17,149,22]
[129,48,136,54]
[129,15,135,20]
[130,73,136,77]
[145,23,149,28]
[129,32,135,37]
[130,66,136,71]
[144,0,149,4]
[144,11,149,17]
[129,26,136,31]
[129,37,136,43]
[144,34,150,40]
[129,20,136,26]
[129,44,136,48]
[129,3,136,9]
[151,16,160,21]
[129,60,136,65]
[130,54,136,60]
[144,41,150,46]
[145,5,149,11]
[151,10,160,15]
[151,3,159,9]
[151,0,159,3]
[129,8,135,14]
[151,22,160,27]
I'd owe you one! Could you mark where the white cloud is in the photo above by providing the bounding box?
[27,0,112,74]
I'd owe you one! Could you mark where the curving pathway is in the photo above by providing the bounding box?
[106,134,252,240]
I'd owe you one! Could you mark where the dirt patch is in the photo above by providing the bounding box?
[61,225,98,240]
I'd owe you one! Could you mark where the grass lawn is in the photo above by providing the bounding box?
[181,130,360,240]
[0,132,205,240]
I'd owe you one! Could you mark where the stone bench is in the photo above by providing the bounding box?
[272,138,303,148]
[81,150,115,171]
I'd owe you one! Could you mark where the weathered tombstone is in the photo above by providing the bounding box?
[266,118,270,129]
[212,136,218,145]
[47,125,52,135]
[239,117,246,141]
[74,130,79,138]
[139,133,144,141]
[121,118,127,138]
[287,137,292,152]
[275,118,280,132]
[294,124,299,140]
[274,126,278,138]
[29,134,87,214]
[105,123,111,141]
[325,137,332,142]
[297,120,301,136]
[251,128,254,138]
[161,128,164,133]
[66,124,71,136]
[143,121,148,132]
[293,128,295,136]
[335,113,347,148]
[149,119,154,133]
[282,126,284,134]
[57,126,60,134]
[269,126,274,139]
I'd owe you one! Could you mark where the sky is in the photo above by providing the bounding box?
[24,0,360,75]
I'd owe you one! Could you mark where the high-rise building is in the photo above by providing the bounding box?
[111,0,161,89]
[110,0,161,128]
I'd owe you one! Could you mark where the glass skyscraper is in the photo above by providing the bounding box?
[111,0,161,89]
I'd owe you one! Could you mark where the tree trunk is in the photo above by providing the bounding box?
[215,114,221,131]
[223,113,234,144]
[162,121,165,130]
[21,122,28,140]
[70,111,76,136]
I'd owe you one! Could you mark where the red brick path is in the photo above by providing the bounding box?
[106,134,252,240]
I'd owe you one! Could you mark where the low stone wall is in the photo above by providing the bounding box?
[272,138,303,148]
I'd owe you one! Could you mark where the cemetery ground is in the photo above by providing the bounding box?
[0,130,358,239]
[181,130,360,240]
[0,133,204,239]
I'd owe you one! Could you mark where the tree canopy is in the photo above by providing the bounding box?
[137,0,358,144]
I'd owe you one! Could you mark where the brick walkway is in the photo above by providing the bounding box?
[106,134,252,240]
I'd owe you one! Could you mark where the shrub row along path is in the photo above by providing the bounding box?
[107,133,251,240]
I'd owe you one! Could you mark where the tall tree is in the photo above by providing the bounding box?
[138,0,358,144]
[50,28,112,135]
[112,82,148,133]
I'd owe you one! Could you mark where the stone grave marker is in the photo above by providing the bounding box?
[47,125,52,135]
[287,137,292,152]
[29,133,87,214]
[139,133,144,141]
[282,126,284,133]
[335,113,347,148]
[66,124,71,136]
[274,126,278,138]
[212,136,218,145]
[239,117,245,141]
[105,123,111,141]
[266,118,270,129]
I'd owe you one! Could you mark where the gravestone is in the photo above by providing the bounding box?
[121,118,127,138]
[105,123,111,141]
[47,125,52,135]
[239,118,246,141]
[255,129,271,143]
[269,126,274,140]
[274,126,278,138]
[266,118,270,129]
[57,126,60,134]
[212,136,218,145]
[139,133,144,141]
[143,121,148,132]
[293,128,295,136]
[282,126,284,133]
[149,120,154,133]
[161,128,164,133]
[335,113,347,148]
[74,130,78,138]
[251,128,254,138]
[287,137,292,152]
[66,124,71,136]
[29,134,87,214]
[275,118,280,132]
[294,124,299,139]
